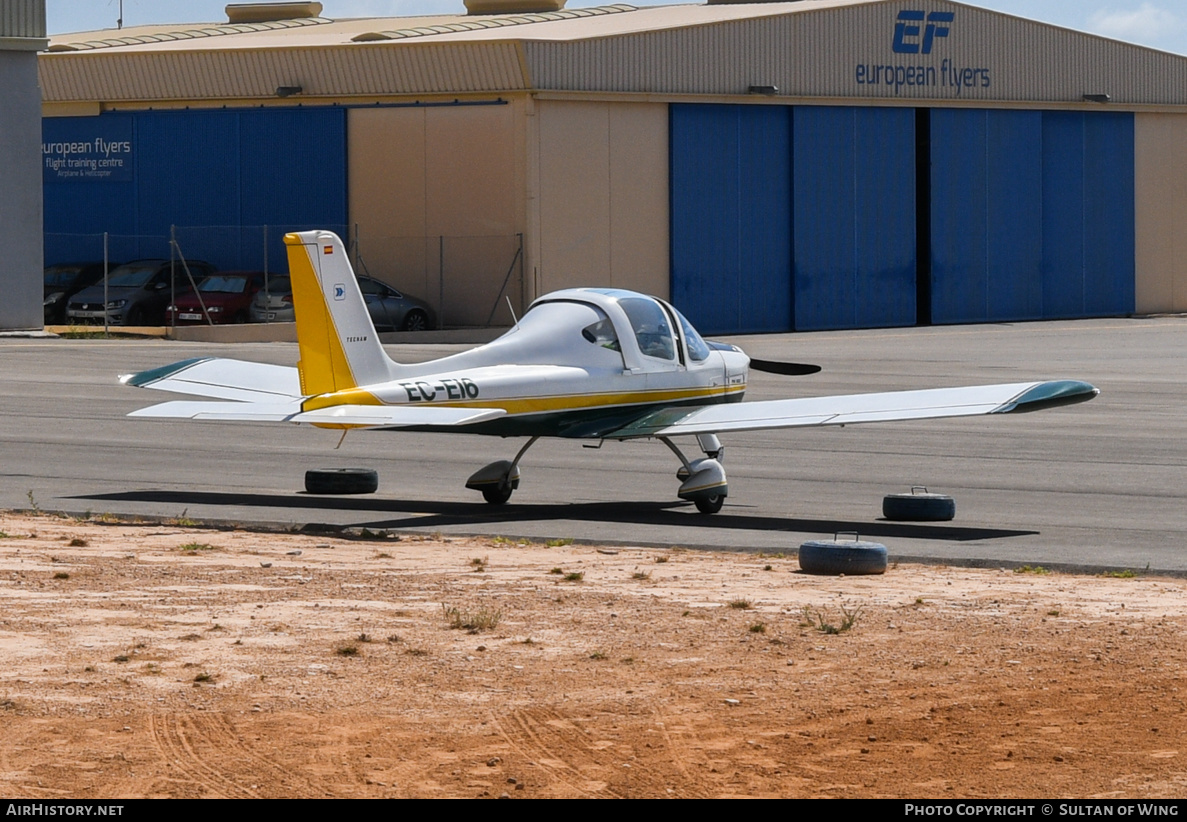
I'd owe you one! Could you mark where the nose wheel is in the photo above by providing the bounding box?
[694,494,724,515]
[662,434,728,514]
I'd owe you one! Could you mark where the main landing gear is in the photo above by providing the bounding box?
[466,436,539,505]
[466,433,728,514]
[662,433,728,515]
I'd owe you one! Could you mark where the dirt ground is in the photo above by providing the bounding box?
[0,512,1184,799]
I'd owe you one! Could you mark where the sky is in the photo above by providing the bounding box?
[46,0,1187,57]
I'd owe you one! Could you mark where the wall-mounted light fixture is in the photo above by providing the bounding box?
[748,85,779,96]
[1082,93,1111,103]
[276,85,303,98]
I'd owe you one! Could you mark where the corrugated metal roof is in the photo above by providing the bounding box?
[41,42,529,101]
[47,16,332,52]
[39,0,1187,106]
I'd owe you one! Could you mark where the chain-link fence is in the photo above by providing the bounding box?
[44,225,524,329]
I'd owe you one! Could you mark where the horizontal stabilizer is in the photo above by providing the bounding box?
[129,400,303,421]
[120,358,302,402]
[610,380,1098,439]
[291,405,506,427]
[130,399,507,429]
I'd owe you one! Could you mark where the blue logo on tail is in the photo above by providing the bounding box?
[333,284,345,301]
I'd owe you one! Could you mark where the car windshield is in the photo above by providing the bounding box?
[260,276,291,295]
[199,275,250,294]
[106,263,161,288]
[44,266,89,287]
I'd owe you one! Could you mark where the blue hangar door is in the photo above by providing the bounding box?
[669,104,917,334]
[928,109,1134,323]
[43,108,347,271]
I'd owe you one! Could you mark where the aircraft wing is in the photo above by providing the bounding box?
[120,357,302,402]
[609,380,1098,439]
[129,400,507,428]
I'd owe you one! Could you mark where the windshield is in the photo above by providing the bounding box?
[672,306,711,362]
[44,266,89,287]
[199,275,251,294]
[618,296,675,361]
[260,276,291,295]
[107,263,162,288]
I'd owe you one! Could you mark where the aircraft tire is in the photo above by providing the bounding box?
[694,495,724,515]
[882,491,955,521]
[798,540,888,576]
[482,486,513,505]
[304,468,379,495]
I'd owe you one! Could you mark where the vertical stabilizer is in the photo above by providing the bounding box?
[284,230,397,397]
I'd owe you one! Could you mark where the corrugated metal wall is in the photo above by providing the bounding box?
[930,108,1134,323]
[44,108,346,271]
[670,103,916,334]
[0,0,45,40]
[672,102,1134,333]
[669,104,791,334]
[793,105,916,331]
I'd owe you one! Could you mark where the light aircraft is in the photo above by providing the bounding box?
[122,230,1099,514]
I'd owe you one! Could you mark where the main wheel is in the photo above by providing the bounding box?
[304,468,379,495]
[402,310,429,332]
[482,485,513,505]
[694,495,724,515]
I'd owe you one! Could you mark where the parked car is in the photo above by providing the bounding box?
[66,259,215,326]
[249,274,295,323]
[250,273,435,331]
[166,271,266,325]
[43,262,117,324]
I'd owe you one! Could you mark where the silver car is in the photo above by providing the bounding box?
[251,274,435,331]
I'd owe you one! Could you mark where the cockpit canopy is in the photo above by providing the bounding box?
[527,288,713,371]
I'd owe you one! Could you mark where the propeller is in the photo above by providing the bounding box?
[748,358,822,376]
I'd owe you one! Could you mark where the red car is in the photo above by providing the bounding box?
[166,271,266,325]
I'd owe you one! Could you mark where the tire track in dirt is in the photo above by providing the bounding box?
[491,708,625,798]
[148,713,331,798]
[650,706,713,798]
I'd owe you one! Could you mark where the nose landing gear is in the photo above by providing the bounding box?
[662,433,728,514]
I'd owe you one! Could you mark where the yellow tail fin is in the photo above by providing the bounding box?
[284,230,396,398]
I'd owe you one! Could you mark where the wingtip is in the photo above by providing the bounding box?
[996,380,1099,414]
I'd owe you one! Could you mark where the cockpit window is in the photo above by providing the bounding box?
[673,308,711,362]
[619,297,676,361]
[582,317,620,351]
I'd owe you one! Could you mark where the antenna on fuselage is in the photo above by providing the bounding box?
[506,296,520,330]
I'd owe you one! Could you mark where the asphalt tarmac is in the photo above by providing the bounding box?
[1,316,1183,572]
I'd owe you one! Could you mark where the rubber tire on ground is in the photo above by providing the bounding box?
[482,485,513,505]
[304,468,379,495]
[798,540,888,575]
[402,310,429,332]
[694,495,724,514]
[882,492,956,521]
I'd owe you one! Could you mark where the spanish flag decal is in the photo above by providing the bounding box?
[323,245,333,254]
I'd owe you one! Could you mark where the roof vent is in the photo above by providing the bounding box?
[463,0,566,15]
[226,2,323,24]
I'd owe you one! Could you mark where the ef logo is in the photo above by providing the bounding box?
[333,284,345,300]
[893,10,954,54]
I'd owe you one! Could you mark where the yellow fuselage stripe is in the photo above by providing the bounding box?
[305,383,745,417]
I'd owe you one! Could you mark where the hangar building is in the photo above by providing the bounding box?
[40,0,1187,332]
